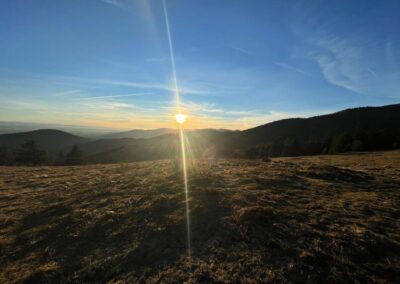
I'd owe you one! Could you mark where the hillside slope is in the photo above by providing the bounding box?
[76,130,225,163]
[206,103,400,158]
[243,103,400,143]
[0,151,399,282]
[0,129,89,154]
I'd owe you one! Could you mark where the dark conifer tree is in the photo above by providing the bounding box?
[14,140,47,166]
[0,147,14,165]
[64,145,86,165]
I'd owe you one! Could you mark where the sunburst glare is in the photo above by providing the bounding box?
[175,114,187,124]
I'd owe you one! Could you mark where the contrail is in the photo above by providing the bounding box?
[162,0,191,258]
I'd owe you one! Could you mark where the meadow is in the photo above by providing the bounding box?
[1,151,399,283]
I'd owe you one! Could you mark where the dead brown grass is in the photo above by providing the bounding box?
[0,151,399,283]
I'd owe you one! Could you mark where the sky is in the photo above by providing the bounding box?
[0,0,399,130]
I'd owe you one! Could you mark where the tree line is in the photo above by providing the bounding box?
[1,129,399,166]
[232,129,400,159]
[0,140,89,166]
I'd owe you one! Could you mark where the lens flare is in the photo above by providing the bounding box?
[163,0,191,257]
[179,125,191,258]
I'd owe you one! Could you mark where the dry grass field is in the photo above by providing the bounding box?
[1,151,400,283]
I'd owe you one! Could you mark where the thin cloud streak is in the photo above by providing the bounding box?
[76,93,152,100]
[312,36,365,94]
[367,68,378,78]
[51,90,81,97]
[231,46,252,55]
[101,0,124,9]
[273,61,308,75]
[53,75,211,96]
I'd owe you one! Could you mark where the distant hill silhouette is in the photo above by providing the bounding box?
[75,129,222,163]
[102,128,177,139]
[101,128,232,139]
[1,104,400,165]
[0,129,89,156]
[0,121,118,137]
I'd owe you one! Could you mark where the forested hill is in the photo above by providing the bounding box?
[230,103,400,157]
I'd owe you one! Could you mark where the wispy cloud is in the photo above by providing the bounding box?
[184,101,258,116]
[367,68,378,79]
[89,101,138,111]
[163,100,258,118]
[181,108,316,130]
[309,36,366,93]
[231,46,252,55]
[273,61,308,75]
[159,99,319,129]
[289,8,398,97]
[53,75,211,96]
[51,90,81,97]
[76,92,152,100]
[101,0,124,9]
[310,37,400,99]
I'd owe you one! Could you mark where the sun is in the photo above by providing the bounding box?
[175,114,187,124]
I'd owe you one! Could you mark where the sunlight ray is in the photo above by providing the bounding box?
[163,0,191,258]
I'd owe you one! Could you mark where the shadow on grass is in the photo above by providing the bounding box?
[301,165,375,183]
[11,196,189,282]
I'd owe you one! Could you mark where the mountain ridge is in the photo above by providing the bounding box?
[1,103,400,164]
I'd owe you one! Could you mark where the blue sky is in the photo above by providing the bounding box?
[0,0,399,129]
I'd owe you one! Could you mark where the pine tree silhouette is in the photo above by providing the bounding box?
[0,147,14,165]
[14,140,47,166]
[65,145,86,165]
